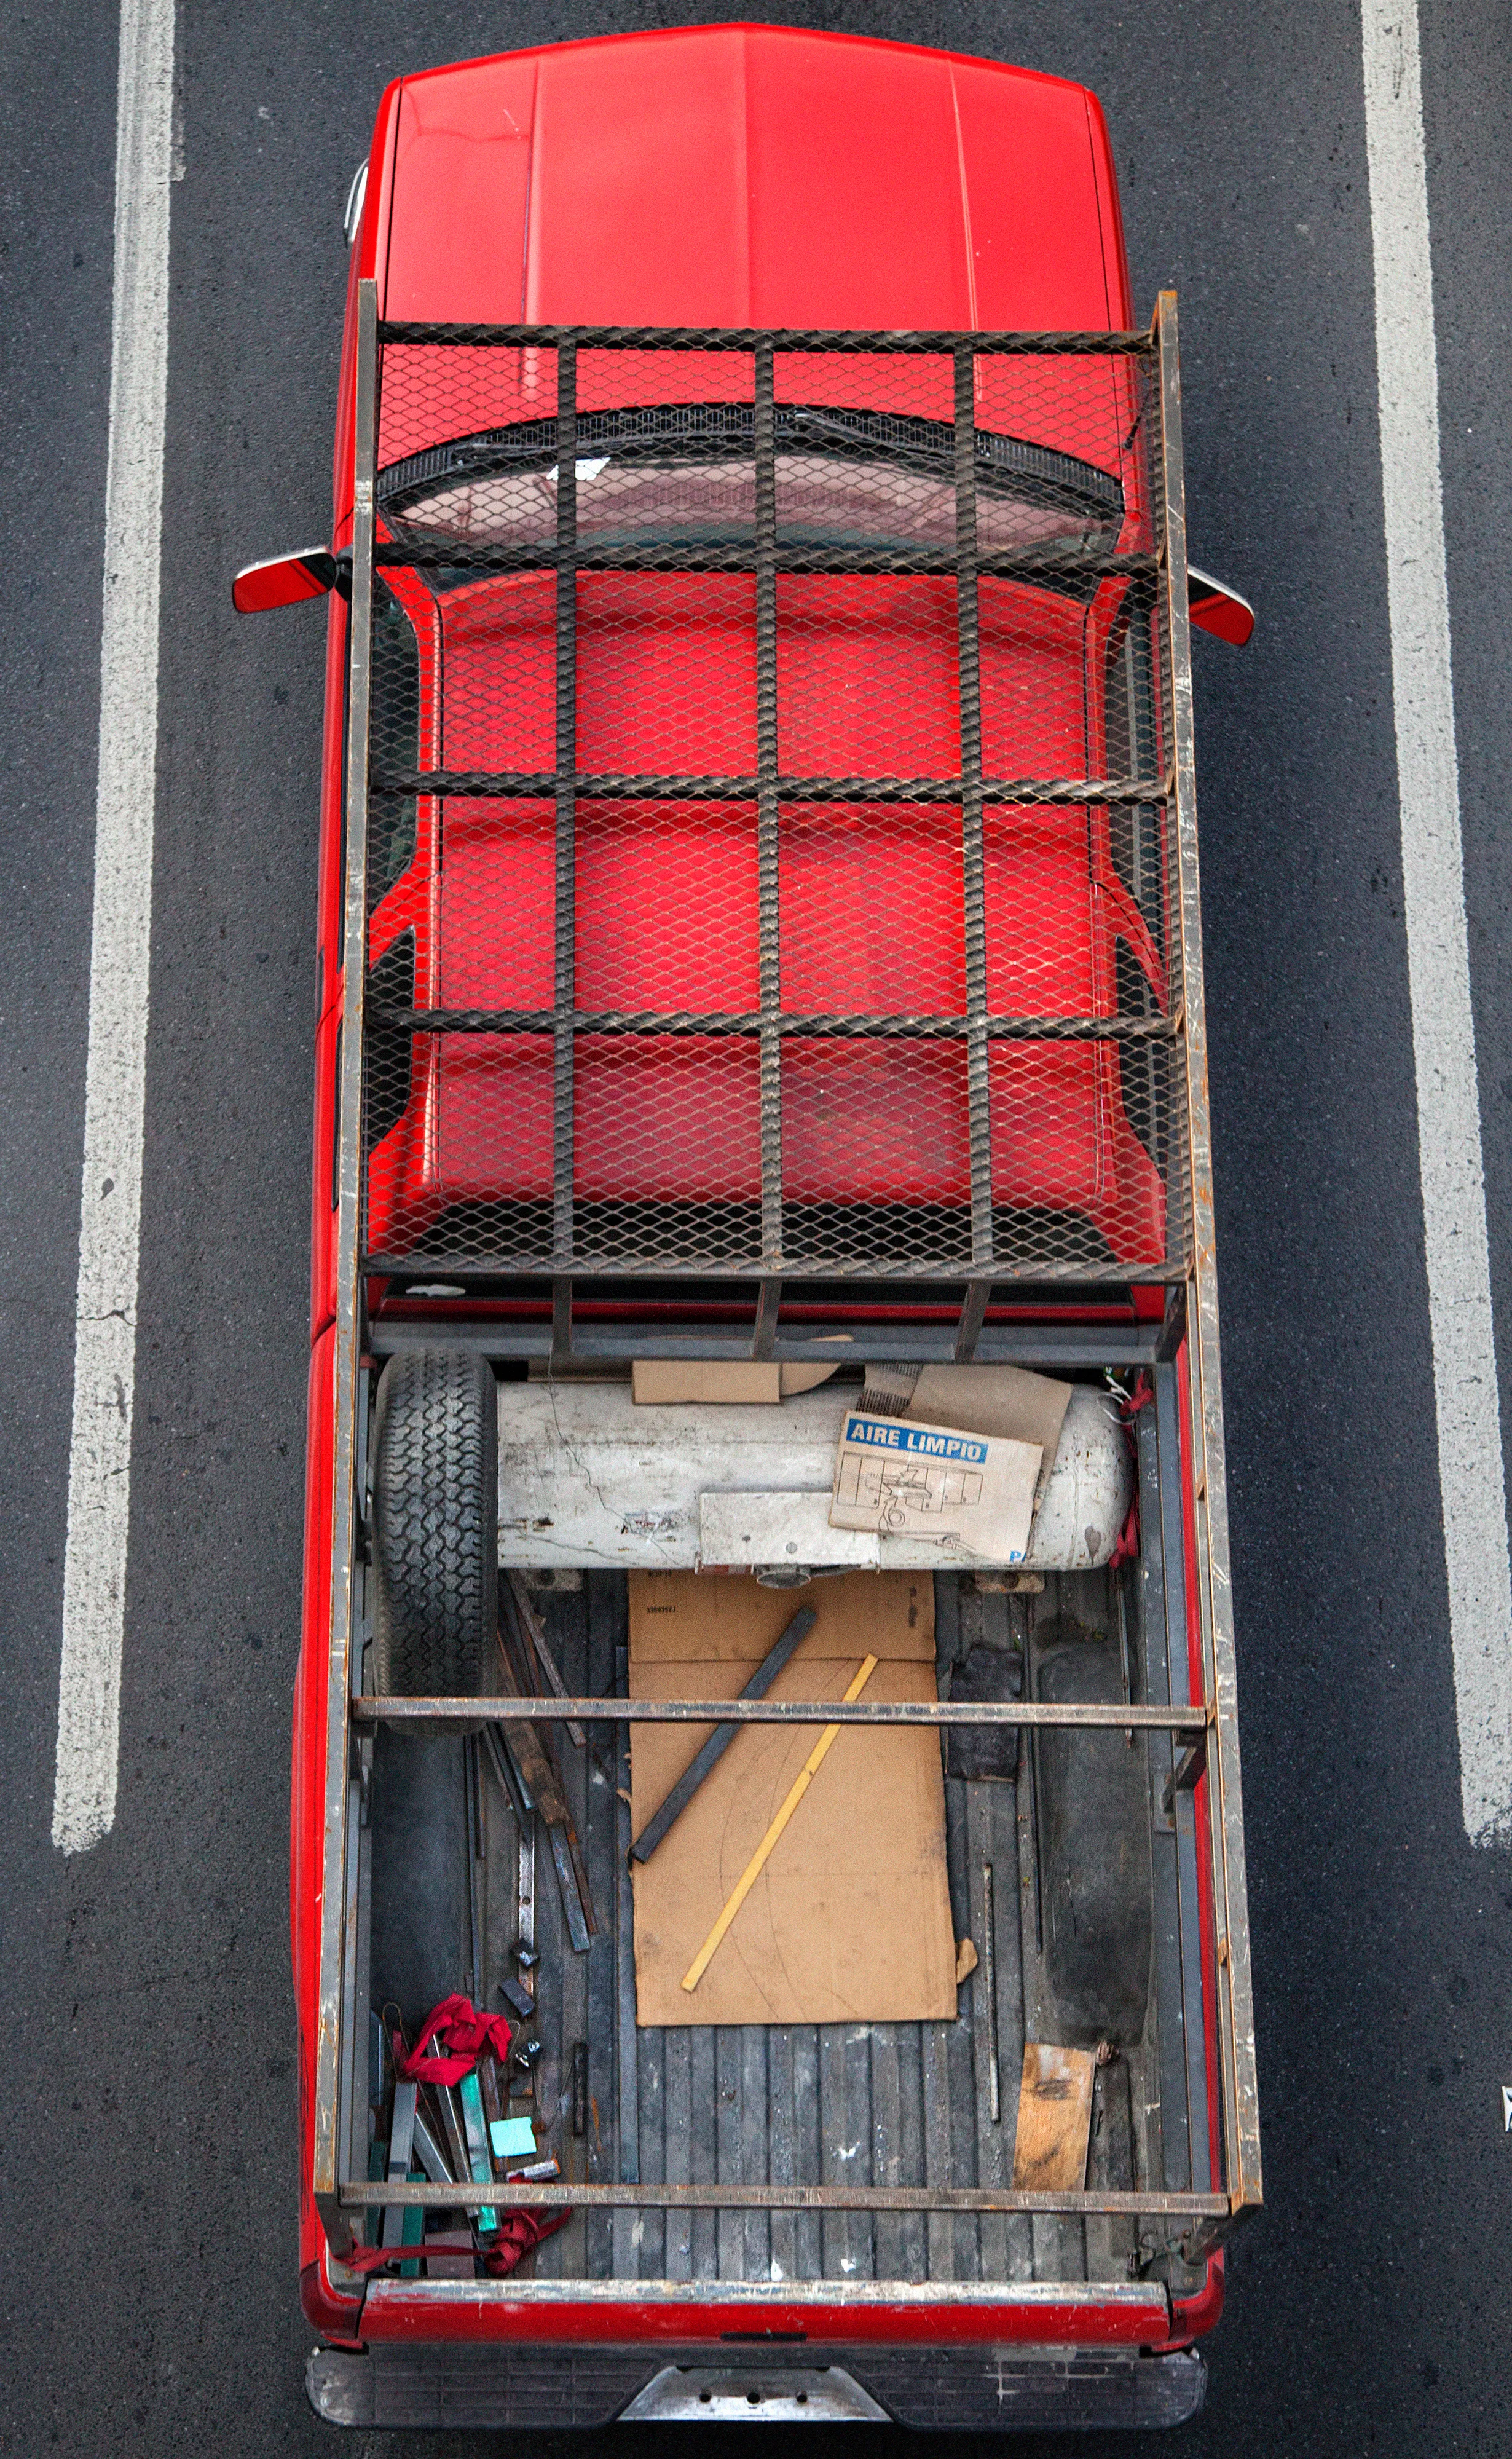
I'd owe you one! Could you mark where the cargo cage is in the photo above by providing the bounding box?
[311,286,1259,2298]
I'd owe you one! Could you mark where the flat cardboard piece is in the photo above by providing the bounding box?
[828,1410,1042,1561]
[1012,2043,1097,2190]
[632,1360,843,1403]
[906,1365,1073,1512]
[628,1572,955,2026]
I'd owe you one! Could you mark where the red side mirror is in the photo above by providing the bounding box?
[1187,564,1255,647]
[232,549,341,614]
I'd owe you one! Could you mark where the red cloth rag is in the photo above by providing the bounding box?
[393,1992,512,2085]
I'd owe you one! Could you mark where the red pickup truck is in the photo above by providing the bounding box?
[239,25,1258,2431]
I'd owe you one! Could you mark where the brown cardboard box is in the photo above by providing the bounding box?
[628,1571,957,2027]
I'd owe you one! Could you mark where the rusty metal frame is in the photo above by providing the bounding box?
[313,277,379,2257]
[361,315,1183,1288]
[1152,290,1261,2224]
[309,293,1259,2273]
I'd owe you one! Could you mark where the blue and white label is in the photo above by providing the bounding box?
[843,1413,990,1466]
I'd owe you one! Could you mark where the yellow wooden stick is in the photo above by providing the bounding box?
[681,1654,880,1994]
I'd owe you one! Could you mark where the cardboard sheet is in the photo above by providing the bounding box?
[632,1360,843,1403]
[828,1410,1042,1561]
[628,1571,956,2027]
[905,1365,1073,1512]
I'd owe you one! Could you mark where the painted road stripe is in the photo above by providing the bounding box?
[52,0,175,1857]
[1363,2,1512,1842]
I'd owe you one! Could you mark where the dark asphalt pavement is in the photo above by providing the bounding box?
[2,3,1510,2452]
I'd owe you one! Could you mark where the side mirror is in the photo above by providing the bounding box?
[1187,564,1255,648]
[232,548,344,614]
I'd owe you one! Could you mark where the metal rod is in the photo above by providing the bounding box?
[355,1695,1208,1730]
[754,336,783,1269]
[505,1571,587,1749]
[982,1862,1000,2125]
[463,1736,482,2005]
[629,1606,817,1863]
[375,769,1168,807]
[1156,289,1260,2216]
[751,1275,781,1359]
[312,274,379,2262]
[375,542,1162,581]
[552,340,577,1274]
[366,1251,1183,1289]
[341,2179,1226,2216]
[953,1279,990,1362]
[378,320,1156,355]
[955,342,993,1272]
[369,1004,1178,1044]
[366,1323,1170,1368]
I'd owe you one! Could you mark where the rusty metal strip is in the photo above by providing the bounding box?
[342,2179,1227,2217]
[1156,290,1261,2219]
[369,1005,1179,1043]
[552,340,577,1273]
[378,320,1156,355]
[354,1695,1208,1731]
[374,542,1162,580]
[377,770,1168,807]
[312,276,379,2260]
[955,343,993,1270]
[754,339,783,1269]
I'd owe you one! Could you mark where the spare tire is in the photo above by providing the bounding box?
[371,1348,497,1701]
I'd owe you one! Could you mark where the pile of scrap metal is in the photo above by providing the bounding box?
[487,1571,598,1954]
[353,1994,569,2282]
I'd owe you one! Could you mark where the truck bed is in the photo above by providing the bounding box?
[365,1550,1205,2293]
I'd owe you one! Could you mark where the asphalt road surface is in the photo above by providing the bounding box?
[3,3,1511,2452]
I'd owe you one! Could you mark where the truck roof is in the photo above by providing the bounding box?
[374,26,1130,333]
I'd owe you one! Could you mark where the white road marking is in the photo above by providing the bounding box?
[1363,3,1512,1842]
[52,0,175,1856]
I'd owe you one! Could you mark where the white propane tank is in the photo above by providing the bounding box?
[497,1378,1133,1574]
[1022,1385,1133,1571]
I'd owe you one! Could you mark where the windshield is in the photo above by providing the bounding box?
[376,403,1123,566]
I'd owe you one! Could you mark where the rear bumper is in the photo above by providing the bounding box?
[307,2340,1207,2431]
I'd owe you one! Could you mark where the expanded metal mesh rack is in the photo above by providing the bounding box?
[357,314,1186,1287]
[311,286,1259,2288]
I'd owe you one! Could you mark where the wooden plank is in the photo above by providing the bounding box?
[717,2026,744,2281]
[766,2025,798,2284]
[661,2027,692,2281]
[741,2026,771,2282]
[690,2027,719,2278]
[942,1774,981,2282]
[1012,2045,1097,2190]
[611,1603,640,2283]
[793,2026,822,2279]
[583,1576,618,2279]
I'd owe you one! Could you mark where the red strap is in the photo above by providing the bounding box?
[1108,1488,1141,1569]
[393,1992,512,2084]
[343,2209,570,2278]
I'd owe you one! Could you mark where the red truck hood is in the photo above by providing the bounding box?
[377,25,1129,334]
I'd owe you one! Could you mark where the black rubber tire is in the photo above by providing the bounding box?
[371,1347,498,1702]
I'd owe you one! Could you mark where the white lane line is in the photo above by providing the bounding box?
[52,0,175,1857]
[1363,2,1512,1843]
